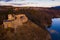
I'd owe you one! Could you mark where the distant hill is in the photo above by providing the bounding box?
[51,6,60,10]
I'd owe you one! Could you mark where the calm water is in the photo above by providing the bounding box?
[48,18,60,40]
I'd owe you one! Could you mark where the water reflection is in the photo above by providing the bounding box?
[48,18,60,40]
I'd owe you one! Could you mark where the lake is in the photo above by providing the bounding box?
[48,18,60,40]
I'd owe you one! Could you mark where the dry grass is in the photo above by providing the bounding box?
[0,20,51,40]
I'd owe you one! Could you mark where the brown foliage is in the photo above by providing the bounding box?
[0,21,51,40]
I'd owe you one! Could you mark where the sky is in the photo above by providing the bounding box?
[0,0,60,7]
